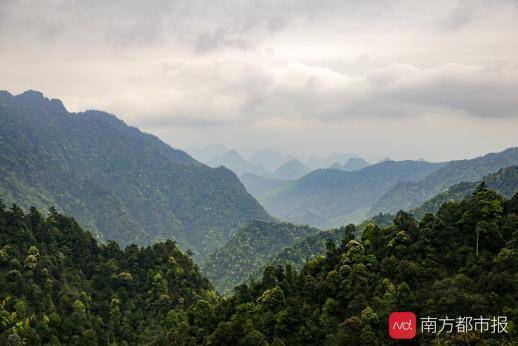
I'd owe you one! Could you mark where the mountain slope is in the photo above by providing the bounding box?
[343,157,370,171]
[272,159,311,180]
[412,165,518,219]
[201,220,319,293]
[306,152,357,169]
[186,144,227,163]
[0,90,271,255]
[371,147,518,215]
[262,160,445,228]
[239,173,291,200]
[248,148,288,172]
[0,201,213,344]
[184,189,518,345]
[208,149,270,176]
[250,214,395,283]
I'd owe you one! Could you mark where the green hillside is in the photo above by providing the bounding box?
[0,201,213,344]
[183,189,518,345]
[202,220,319,293]
[0,90,271,256]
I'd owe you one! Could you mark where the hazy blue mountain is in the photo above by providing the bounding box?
[239,173,291,199]
[262,160,445,228]
[186,143,227,163]
[306,152,357,169]
[271,159,311,180]
[0,90,271,256]
[329,162,343,170]
[411,165,518,220]
[343,157,370,171]
[208,149,270,176]
[201,220,320,293]
[370,147,518,215]
[248,148,288,172]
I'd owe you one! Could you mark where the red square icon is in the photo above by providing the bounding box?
[389,312,416,339]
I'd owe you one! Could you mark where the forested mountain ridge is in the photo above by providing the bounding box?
[0,201,213,344]
[371,147,518,215]
[182,189,518,345]
[248,215,395,285]
[261,160,445,229]
[247,226,348,282]
[0,90,271,256]
[411,165,518,220]
[201,220,319,293]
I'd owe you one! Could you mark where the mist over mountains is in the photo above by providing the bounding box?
[2,89,518,344]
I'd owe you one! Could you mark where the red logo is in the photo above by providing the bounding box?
[389,312,416,339]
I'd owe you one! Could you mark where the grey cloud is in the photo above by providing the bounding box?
[1,0,518,161]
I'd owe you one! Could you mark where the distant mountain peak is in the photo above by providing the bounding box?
[273,158,311,180]
[343,157,370,171]
[225,149,244,159]
[329,162,343,170]
[249,148,289,171]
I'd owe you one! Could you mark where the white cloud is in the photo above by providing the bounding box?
[1,0,517,160]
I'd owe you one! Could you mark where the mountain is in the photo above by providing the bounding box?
[343,157,370,171]
[239,173,291,200]
[0,202,213,344]
[186,143,228,163]
[329,162,343,170]
[208,149,270,176]
[262,160,445,229]
[201,220,319,293]
[412,165,518,220]
[250,214,396,283]
[184,189,518,345]
[249,226,350,281]
[0,90,271,256]
[271,159,311,180]
[306,152,358,169]
[248,148,288,172]
[370,147,518,215]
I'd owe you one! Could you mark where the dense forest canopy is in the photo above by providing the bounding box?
[202,221,320,293]
[2,187,517,344]
[183,188,518,345]
[0,200,212,344]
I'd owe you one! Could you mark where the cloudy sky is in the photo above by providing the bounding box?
[1,0,518,162]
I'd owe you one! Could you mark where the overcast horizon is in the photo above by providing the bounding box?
[2,0,518,162]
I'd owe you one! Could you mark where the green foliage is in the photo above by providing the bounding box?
[249,224,357,281]
[0,90,271,257]
[202,221,319,293]
[185,191,518,345]
[0,202,214,344]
